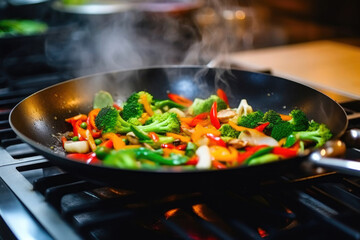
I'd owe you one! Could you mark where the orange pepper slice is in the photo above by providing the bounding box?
[191,124,221,143]
[65,114,87,123]
[139,93,154,116]
[166,132,191,143]
[209,146,238,162]
[102,132,126,150]
[228,121,253,132]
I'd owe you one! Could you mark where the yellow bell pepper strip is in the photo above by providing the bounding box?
[166,132,191,143]
[216,88,229,106]
[167,93,193,107]
[139,112,149,125]
[209,146,238,162]
[210,101,221,129]
[191,124,221,143]
[280,114,292,121]
[85,129,97,152]
[102,132,126,150]
[228,121,253,132]
[139,93,154,116]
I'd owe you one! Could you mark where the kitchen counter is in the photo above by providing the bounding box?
[226,40,360,103]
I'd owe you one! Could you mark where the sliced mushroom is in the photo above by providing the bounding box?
[227,139,248,149]
[217,109,236,123]
[126,132,140,145]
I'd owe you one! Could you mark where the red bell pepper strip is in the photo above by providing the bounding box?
[212,160,227,169]
[272,147,298,158]
[206,133,227,147]
[148,132,159,142]
[210,101,221,129]
[66,152,101,165]
[176,144,187,150]
[254,122,270,132]
[100,139,113,148]
[113,103,122,110]
[217,88,229,106]
[237,145,269,164]
[186,155,199,165]
[189,112,209,127]
[161,143,175,149]
[61,136,67,147]
[167,93,193,107]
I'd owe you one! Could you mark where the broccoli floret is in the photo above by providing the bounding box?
[189,95,227,115]
[307,119,320,131]
[95,106,131,133]
[271,121,294,141]
[289,109,309,131]
[219,124,241,138]
[127,117,142,126]
[140,112,180,134]
[121,91,153,121]
[237,110,264,128]
[295,123,332,148]
[95,107,180,134]
[262,110,282,129]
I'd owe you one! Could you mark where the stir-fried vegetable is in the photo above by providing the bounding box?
[60,89,332,170]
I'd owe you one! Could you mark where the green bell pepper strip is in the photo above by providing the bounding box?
[244,146,274,165]
[247,153,280,166]
[153,100,185,110]
[103,147,189,169]
[185,142,197,157]
[284,134,297,148]
[130,125,151,140]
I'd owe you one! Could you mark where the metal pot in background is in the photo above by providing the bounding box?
[45,0,204,74]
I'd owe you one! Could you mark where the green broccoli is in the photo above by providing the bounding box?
[95,106,131,133]
[294,123,332,148]
[237,111,264,128]
[289,109,309,131]
[141,112,180,134]
[262,110,282,129]
[121,91,153,121]
[96,107,181,134]
[188,95,227,116]
[307,119,320,131]
[219,124,241,138]
[271,121,294,141]
[127,117,142,126]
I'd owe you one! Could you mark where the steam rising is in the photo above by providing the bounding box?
[46,0,255,76]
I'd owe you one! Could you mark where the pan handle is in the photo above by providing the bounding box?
[309,139,360,176]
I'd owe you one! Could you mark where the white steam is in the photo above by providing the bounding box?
[46,0,256,75]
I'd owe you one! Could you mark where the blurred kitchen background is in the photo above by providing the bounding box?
[1,0,360,99]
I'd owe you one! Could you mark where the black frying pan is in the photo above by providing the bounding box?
[9,66,348,191]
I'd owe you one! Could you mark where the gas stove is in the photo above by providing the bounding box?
[1,53,360,240]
